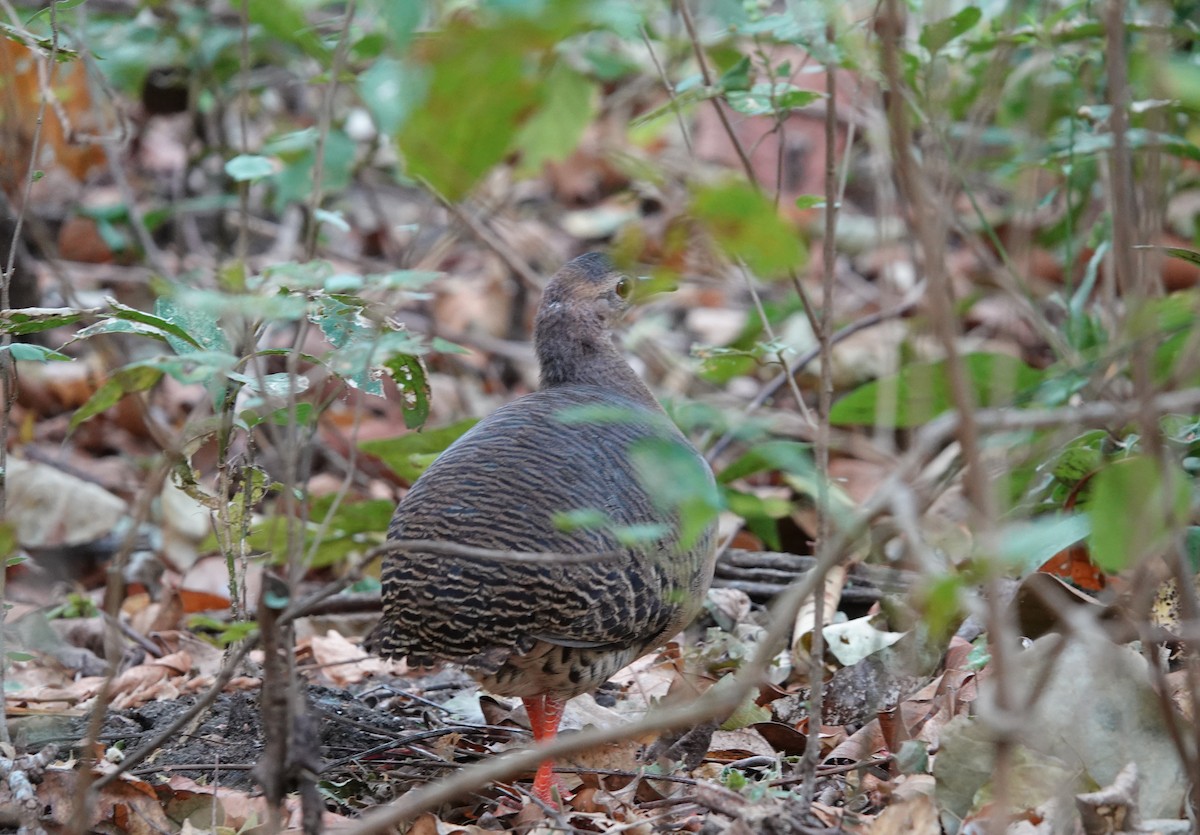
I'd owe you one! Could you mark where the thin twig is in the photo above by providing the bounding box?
[0,0,59,751]
[736,260,815,426]
[675,0,758,189]
[428,186,543,291]
[705,285,922,462]
[801,22,841,811]
[68,459,173,833]
[304,0,357,260]
[640,24,694,157]
[878,8,1007,830]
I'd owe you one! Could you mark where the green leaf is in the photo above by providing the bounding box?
[0,306,91,335]
[373,0,422,48]
[0,522,17,566]
[995,514,1091,577]
[1088,456,1190,573]
[1050,431,1106,482]
[358,58,427,135]
[277,496,398,568]
[188,616,259,646]
[627,437,721,550]
[1138,245,1200,268]
[718,56,752,92]
[72,318,178,344]
[224,154,276,182]
[314,208,349,232]
[246,0,329,63]
[920,6,982,54]
[360,418,480,484]
[1,344,71,362]
[612,522,672,546]
[398,15,575,200]
[830,353,1044,427]
[272,130,356,211]
[726,83,822,116]
[513,64,597,174]
[107,300,205,350]
[723,488,789,550]
[691,180,806,278]
[70,365,163,430]
[140,351,239,385]
[719,695,771,731]
[156,295,230,354]
[383,353,430,429]
[629,84,721,129]
[553,508,610,532]
[718,440,814,483]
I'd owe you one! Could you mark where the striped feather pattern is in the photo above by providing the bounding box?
[366,255,717,699]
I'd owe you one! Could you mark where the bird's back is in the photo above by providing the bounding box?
[367,384,716,696]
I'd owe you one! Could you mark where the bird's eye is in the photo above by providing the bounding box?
[615,277,632,300]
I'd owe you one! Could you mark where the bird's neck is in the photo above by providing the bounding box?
[534,305,658,407]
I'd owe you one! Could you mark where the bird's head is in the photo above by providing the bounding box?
[536,252,636,332]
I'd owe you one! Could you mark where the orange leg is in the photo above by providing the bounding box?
[521,694,566,804]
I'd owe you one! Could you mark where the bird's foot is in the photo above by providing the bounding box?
[530,761,570,807]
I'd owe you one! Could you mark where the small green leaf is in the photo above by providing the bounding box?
[1050,432,1106,482]
[718,56,752,92]
[224,154,276,182]
[830,353,1044,427]
[155,295,231,355]
[188,616,259,646]
[373,0,421,48]
[1140,245,1200,268]
[1088,456,1190,573]
[995,514,1091,577]
[613,522,672,546]
[383,353,431,429]
[246,0,329,63]
[719,440,814,483]
[106,300,205,350]
[360,418,480,483]
[554,508,610,532]
[726,83,821,116]
[358,58,427,135]
[691,180,806,278]
[719,693,771,730]
[70,365,164,430]
[1,344,71,362]
[628,437,721,550]
[0,307,91,335]
[0,522,18,566]
[314,208,349,232]
[919,6,982,54]
[72,318,176,344]
[513,64,597,173]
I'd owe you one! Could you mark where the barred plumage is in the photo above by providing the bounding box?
[365,253,718,801]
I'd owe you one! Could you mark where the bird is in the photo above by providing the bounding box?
[365,252,719,804]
